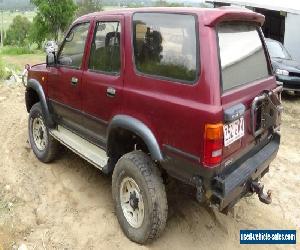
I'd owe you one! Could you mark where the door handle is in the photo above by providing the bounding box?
[106,87,116,97]
[71,77,79,85]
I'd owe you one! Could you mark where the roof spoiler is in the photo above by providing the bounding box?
[203,9,265,27]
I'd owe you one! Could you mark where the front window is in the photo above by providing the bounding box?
[89,21,121,74]
[266,40,292,60]
[133,13,198,83]
[218,23,270,91]
[58,22,90,68]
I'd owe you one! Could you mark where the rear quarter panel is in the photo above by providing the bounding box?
[122,13,223,162]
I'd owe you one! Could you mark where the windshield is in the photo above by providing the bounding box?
[266,40,292,60]
[218,23,270,91]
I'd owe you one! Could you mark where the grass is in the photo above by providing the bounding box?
[0,44,44,76]
[2,53,45,70]
[0,50,44,79]
[0,58,9,79]
[0,46,36,55]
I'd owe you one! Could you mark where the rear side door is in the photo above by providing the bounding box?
[48,22,91,132]
[82,16,124,146]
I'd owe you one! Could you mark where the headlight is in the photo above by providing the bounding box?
[275,69,289,76]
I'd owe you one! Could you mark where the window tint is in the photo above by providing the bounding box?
[218,23,269,91]
[133,13,198,82]
[89,22,121,74]
[58,23,90,68]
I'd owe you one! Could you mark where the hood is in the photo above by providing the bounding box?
[271,58,300,73]
[30,63,47,70]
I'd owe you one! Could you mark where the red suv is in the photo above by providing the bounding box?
[25,7,283,244]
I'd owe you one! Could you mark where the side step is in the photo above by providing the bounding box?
[50,125,108,171]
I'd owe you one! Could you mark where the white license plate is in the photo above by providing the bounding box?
[223,117,245,147]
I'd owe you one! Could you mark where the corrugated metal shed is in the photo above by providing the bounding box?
[206,0,300,14]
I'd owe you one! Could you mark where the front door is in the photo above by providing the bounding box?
[82,16,124,146]
[48,22,91,132]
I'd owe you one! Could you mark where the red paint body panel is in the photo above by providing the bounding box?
[82,15,125,122]
[28,63,48,94]
[48,67,83,110]
[27,7,276,168]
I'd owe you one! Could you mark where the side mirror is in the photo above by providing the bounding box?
[46,53,56,67]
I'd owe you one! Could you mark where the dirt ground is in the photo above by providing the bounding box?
[0,83,299,250]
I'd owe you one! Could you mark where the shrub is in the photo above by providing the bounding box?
[0,58,9,80]
[5,15,32,47]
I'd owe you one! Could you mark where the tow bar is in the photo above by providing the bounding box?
[250,181,272,204]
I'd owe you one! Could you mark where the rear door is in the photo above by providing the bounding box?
[217,22,277,164]
[82,15,124,146]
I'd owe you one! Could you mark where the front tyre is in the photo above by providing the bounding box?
[28,102,59,163]
[112,151,168,244]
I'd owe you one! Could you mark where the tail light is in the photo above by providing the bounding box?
[203,123,223,167]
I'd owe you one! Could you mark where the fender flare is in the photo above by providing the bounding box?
[26,79,56,128]
[107,115,164,161]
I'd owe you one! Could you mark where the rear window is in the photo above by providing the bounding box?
[218,23,269,91]
[133,13,198,83]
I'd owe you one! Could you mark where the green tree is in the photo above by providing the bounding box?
[77,0,103,17]
[29,16,49,49]
[30,0,77,42]
[5,15,32,46]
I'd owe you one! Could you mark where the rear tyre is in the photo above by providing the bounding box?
[112,151,168,244]
[294,91,300,97]
[28,102,59,163]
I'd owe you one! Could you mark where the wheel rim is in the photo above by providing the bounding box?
[120,177,145,228]
[32,116,48,151]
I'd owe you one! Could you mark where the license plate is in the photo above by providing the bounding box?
[223,117,245,147]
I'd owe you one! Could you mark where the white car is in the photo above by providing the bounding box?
[44,41,58,54]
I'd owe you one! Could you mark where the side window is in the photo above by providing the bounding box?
[89,21,121,74]
[58,22,90,68]
[133,13,198,83]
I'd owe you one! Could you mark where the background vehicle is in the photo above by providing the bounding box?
[266,38,300,94]
[44,41,58,54]
[25,8,282,244]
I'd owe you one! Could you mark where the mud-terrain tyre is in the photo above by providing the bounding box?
[28,102,59,163]
[112,151,168,244]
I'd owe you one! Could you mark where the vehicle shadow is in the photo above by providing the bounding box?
[19,140,293,250]
[282,91,300,101]
[50,148,234,249]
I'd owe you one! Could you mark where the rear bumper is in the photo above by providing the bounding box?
[212,133,280,211]
[276,75,300,91]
